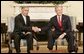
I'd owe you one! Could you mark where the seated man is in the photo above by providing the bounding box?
[13,6,35,53]
[34,5,77,53]
[7,17,39,53]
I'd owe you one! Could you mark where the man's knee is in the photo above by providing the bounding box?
[66,32,75,39]
[13,33,20,40]
[26,33,33,38]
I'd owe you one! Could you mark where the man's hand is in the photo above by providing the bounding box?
[22,32,26,35]
[32,26,41,32]
[58,33,66,39]
[25,32,32,35]
[51,28,55,31]
[38,28,41,32]
[22,32,32,36]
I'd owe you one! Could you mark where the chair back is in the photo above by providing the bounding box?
[7,17,15,32]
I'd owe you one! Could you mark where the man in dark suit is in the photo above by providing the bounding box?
[36,5,76,53]
[13,6,33,53]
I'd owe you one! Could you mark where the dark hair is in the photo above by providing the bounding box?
[21,6,29,9]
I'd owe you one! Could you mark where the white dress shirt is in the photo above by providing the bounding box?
[22,14,27,24]
[57,15,62,22]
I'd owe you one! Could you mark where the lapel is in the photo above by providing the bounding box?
[54,15,60,29]
[62,14,65,29]
[20,14,27,25]
[54,15,58,26]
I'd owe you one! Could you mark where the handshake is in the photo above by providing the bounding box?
[32,26,41,32]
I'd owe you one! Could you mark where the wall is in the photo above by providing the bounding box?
[63,1,83,25]
[1,1,15,25]
[1,1,83,25]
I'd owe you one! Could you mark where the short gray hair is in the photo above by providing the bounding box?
[55,4,63,9]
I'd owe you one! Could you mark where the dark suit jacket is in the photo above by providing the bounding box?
[41,14,72,35]
[13,14,32,33]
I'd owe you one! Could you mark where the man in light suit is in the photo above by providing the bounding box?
[34,5,76,53]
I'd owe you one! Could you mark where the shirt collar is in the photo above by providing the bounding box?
[21,14,26,18]
[57,15,62,18]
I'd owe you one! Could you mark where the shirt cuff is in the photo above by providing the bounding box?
[64,32,66,36]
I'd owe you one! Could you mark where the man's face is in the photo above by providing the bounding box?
[21,7,29,16]
[55,6,63,16]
